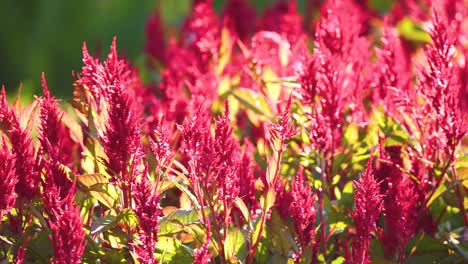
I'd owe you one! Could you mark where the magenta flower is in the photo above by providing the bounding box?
[145,11,166,64]
[193,228,213,264]
[39,75,75,198]
[132,171,161,264]
[0,137,17,218]
[351,156,383,264]
[222,0,256,41]
[45,186,86,264]
[213,99,241,207]
[289,168,316,251]
[0,87,39,201]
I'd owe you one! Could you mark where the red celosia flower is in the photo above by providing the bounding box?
[237,139,259,216]
[94,40,144,187]
[274,178,292,220]
[39,75,75,198]
[132,169,161,264]
[315,0,365,56]
[48,197,86,264]
[102,81,143,182]
[149,119,173,169]
[179,105,216,192]
[0,137,17,218]
[77,37,139,109]
[222,0,256,41]
[193,227,213,264]
[373,24,413,114]
[269,95,299,152]
[418,11,466,158]
[289,168,316,251]
[183,0,220,67]
[351,156,383,264]
[213,99,241,207]
[376,144,425,261]
[145,11,166,64]
[0,87,39,201]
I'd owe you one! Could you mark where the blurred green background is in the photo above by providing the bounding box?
[0,0,389,100]
[0,0,276,100]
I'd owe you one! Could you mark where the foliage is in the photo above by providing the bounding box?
[1,0,467,263]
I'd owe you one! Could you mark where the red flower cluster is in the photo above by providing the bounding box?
[1,0,467,263]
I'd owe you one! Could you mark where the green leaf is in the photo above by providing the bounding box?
[331,256,345,264]
[224,228,248,263]
[265,188,276,212]
[397,17,431,44]
[155,236,194,264]
[427,183,447,207]
[90,215,118,236]
[159,208,200,236]
[230,88,273,123]
[77,173,108,188]
[169,177,201,210]
[88,183,119,209]
[234,198,251,224]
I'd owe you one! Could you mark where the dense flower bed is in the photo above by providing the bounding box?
[1,0,467,263]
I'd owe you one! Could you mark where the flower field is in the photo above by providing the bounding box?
[0,0,467,263]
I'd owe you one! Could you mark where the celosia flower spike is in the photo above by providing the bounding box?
[46,185,86,264]
[193,226,213,264]
[132,169,161,264]
[269,95,299,150]
[0,86,39,201]
[351,155,383,264]
[145,10,166,64]
[289,167,316,253]
[39,74,74,198]
[0,137,17,218]
[213,99,241,206]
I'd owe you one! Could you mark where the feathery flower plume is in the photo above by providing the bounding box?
[45,184,86,264]
[0,137,17,218]
[289,168,316,254]
[193,227,213,264]
[0,87,39,201]
[418,11,466,158]
[145,10,166,64]
[77,37,138,110]
[351,156,383,264]
[373,24,413,113]
[91,39,144,208]
[179,105,215,192]
[222,0,256,41]
[39,75,75,198]
[378,147,425,262]
[132,169,161,264]
[237,139,258,216]
[269,95,299,152]
[213,99,241,208]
